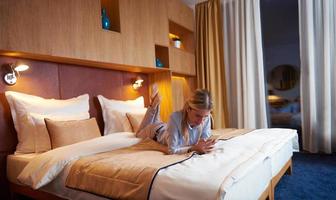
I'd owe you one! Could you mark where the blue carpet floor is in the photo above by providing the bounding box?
[275,152,336,200]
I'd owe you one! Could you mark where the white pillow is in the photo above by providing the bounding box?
[5,91,90,153]
[124,96,145,107]
[97,95,146,135]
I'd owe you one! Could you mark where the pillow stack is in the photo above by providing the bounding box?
[5,91,91,153]
[5,91,148,153]
[98,95,147,135]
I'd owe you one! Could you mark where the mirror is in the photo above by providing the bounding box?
[268,64,299,91]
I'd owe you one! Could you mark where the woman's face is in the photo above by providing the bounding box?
[187,108,210,127]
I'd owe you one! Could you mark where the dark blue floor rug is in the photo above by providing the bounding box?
[275,152,336,200]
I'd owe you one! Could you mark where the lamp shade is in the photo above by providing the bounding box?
[14,64,29,72]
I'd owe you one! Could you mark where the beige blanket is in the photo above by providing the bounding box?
[66,138,193,200]
[210,128,253,140]
[66,129,252,200]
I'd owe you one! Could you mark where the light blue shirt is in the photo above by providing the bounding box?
[156,111,211,154]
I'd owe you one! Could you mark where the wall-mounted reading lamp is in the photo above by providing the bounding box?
[132,76,144,90]
[3,63,30,85]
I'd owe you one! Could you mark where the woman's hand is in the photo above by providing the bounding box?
[190,139,216,154]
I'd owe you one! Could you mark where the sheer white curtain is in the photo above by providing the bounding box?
[221,0,268,128]
[299,0,336,153]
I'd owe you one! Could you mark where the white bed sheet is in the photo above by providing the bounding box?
[256,128,298,177]
[150,128,297,200]
[8,128,298,200]
[222,157,271,200]
[151,152,272,200]
[269,138,293,176]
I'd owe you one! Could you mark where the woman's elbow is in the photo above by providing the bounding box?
[168,147,179,155]
[168,149,176,155]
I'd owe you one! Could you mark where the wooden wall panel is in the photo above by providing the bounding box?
[171,76,196,112]
[119,0,155,67]
[171,77,185,111]
[59,64,121,132]
[153,0,169,46]
[0,0,52,55]
[169,47,195,75]
[0,0,123,65]
[0,0,195,75]
[167,0,195,31]
[47,0,123,63]
[59,64,149,131]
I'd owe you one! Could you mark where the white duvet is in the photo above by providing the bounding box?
[18,129,298,200]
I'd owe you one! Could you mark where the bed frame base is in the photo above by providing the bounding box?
[10,183,66,200]
[258,158,292,200]
[269,158,292,200]
[259,183,272,200]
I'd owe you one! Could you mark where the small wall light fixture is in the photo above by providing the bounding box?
[3,63,30,85]
[132,76,144,90]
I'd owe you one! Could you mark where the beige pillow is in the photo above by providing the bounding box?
[29,112,90,152]
[45,118,101,149]
[126,112,146,132]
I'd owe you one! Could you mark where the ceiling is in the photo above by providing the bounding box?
[181,0,208,9]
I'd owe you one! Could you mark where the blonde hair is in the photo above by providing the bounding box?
[181,89,213,144]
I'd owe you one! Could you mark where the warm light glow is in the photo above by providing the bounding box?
[172,76,186,81]
[268,95,282,102]
[14,64,29,72]
[169,33,180,40]
[132,77,144,90]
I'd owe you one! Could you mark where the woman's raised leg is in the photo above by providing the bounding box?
[136,84,162,138]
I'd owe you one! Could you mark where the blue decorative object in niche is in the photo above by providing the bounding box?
[156,58,164,68]
[101,8,111,30]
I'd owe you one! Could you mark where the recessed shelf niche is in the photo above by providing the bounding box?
[168,20,194,53]
[155,45,169,69]
[101,0,120,32]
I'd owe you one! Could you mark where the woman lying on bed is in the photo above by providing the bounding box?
[136,85,216,154]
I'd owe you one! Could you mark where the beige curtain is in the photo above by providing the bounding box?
[221,0,268,129]
[195,0,229,129]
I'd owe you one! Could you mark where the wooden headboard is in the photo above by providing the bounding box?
[0,56,149,199]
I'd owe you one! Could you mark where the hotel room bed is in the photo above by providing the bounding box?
[7,129,298,200]
[7,154,271,200]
